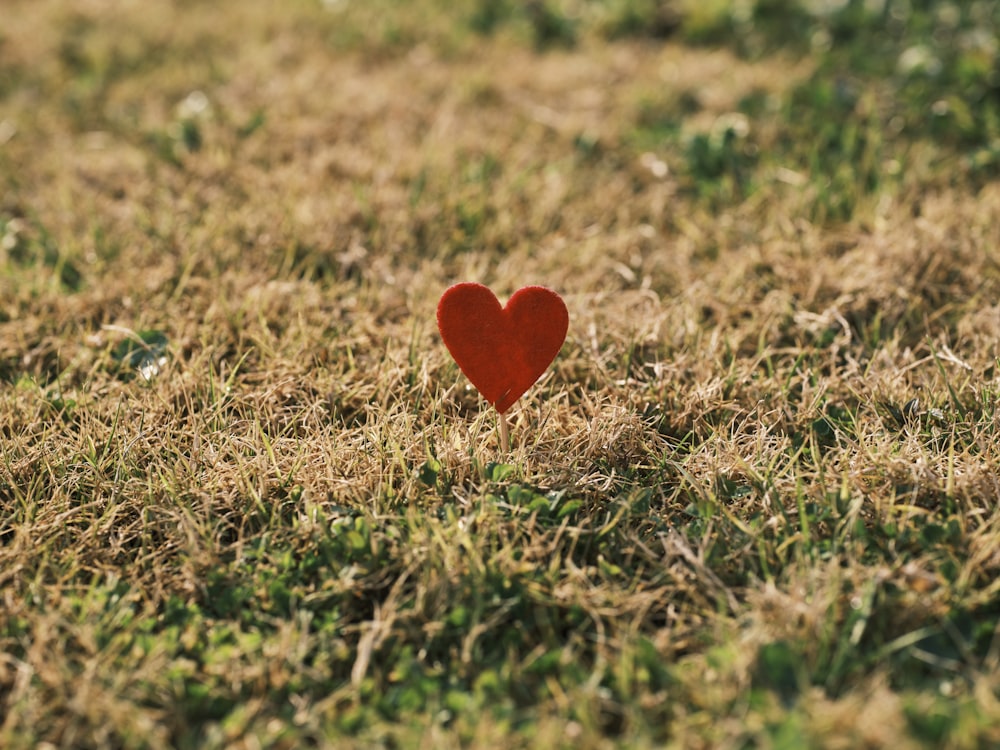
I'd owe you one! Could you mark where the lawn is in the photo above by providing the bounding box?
[3,0,1000,747]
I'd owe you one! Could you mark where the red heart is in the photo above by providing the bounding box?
[437,283,568,414]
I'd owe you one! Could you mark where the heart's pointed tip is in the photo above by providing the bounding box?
[493,392,516,414]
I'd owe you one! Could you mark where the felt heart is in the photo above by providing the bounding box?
[437,283,568,414]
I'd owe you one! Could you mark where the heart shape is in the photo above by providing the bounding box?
[437,283,568,414]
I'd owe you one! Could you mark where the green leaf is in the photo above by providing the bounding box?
[525,648,562,676]
[346,530,367,552]
[556,499,583,519]
[447,604,470,628]
[753,641,802,706]
[418,457,441,486]
[486,462,516,482]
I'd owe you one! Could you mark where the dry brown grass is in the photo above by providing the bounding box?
[3,0,1000,747]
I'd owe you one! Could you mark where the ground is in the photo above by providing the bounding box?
[2,1,1000,747]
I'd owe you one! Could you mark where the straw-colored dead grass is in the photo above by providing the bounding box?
[3,0,1000,747]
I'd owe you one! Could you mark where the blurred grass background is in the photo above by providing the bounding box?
[3,1,1000,748]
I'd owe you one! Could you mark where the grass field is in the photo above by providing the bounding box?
[3,0,1000,747]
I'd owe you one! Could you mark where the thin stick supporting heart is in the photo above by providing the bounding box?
[499,412,510,454]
